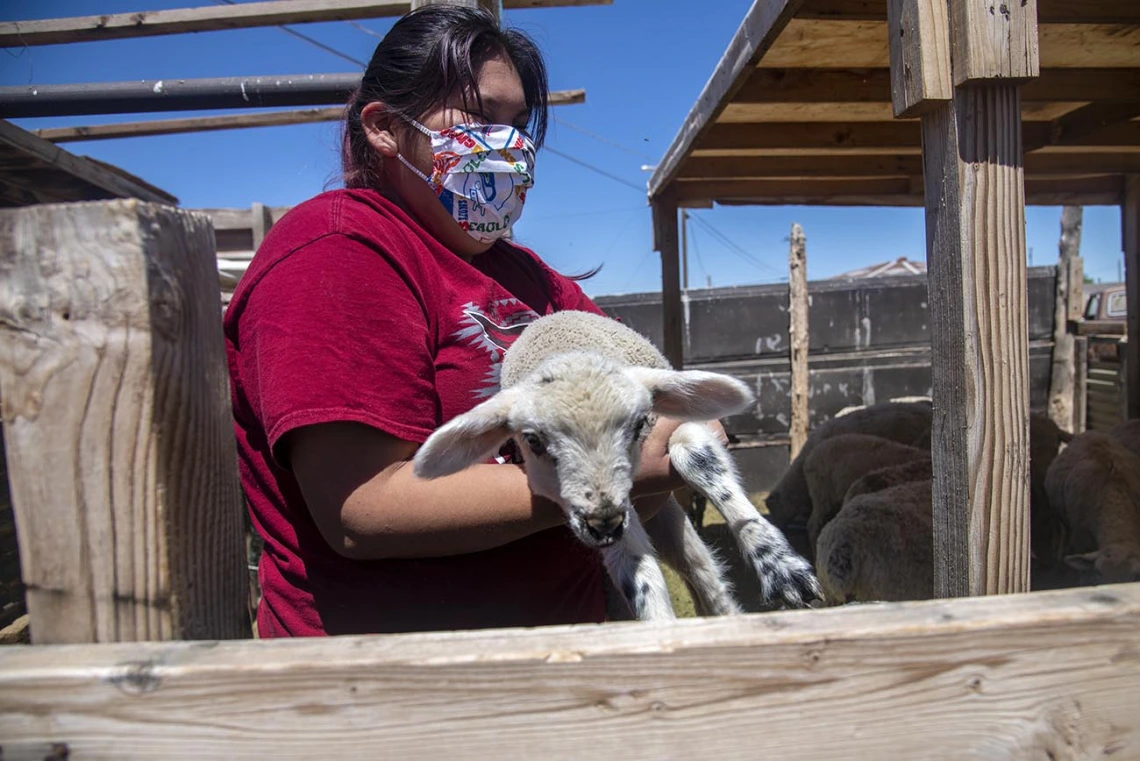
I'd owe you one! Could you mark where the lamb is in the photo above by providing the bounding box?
[413,310,821,620]
[843,458,933,505]
[765,400,933,530]
[1044,431,1140,583]
[815,479,934,604]
[802,434,929,552]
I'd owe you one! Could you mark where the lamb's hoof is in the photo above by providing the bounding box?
[756,552,823,609]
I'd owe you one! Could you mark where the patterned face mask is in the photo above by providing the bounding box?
[397,117,536,244]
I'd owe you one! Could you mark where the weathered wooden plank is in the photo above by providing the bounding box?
[696,120,1140,151]
[797,0,1140,24]
[647,0,804,198]
[0,201,249,643]
[0,0,607,46]
[0,0,409,47]
[760,20,1137,69]
[788,223,809,458]
[0,584,1137,759]
[30,90,587,143]
[887,0,951,117]
[652,196,683,369]
[950,0,1039,84]
[734,67,1140,104]
[1047,206,1082,433]
[1125,175,1140,419]
[1074,335,1088,433]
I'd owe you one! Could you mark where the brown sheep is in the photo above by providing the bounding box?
[803,434,929,552]
[765,401,932,530]
[815,479,933,604]
[1044,431,1140,584]
[1107,419,1140,460]
[843,458,934,505]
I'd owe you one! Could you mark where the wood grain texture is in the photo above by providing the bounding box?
[0,584,1137,759]
[0,200,249,643]
[1047,206,1083,433]
[788,223,809,459]
[797,0,1140,23]
[0,0,410,47]
[652,197,683,369]
[1125,175,1139,419]
[1074,335,1088,434]
[887,0,951,117]
[950,0,1039,84]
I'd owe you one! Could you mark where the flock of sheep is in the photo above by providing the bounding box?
[763,400,1140,604]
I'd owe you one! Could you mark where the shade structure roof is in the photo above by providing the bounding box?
[647,0,1140,207]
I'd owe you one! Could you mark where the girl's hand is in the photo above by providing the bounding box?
[630,417,729,521]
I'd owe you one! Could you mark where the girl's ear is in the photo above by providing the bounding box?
[413,389,520,479]
[361,102,400,158]
[623,367,754,421]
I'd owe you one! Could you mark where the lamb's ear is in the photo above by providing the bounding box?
[1063,551,1100,573]
[624,367,754,420]
[413,389,520,479]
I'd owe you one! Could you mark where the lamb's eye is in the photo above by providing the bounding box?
[631,415,649,442]
[522,432,546,456]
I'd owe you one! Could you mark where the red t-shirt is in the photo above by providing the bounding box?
[224,188,607,636]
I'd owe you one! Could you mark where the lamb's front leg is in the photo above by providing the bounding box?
[669,422,822,609]
[601,513,676,621]
[643,495,741,616]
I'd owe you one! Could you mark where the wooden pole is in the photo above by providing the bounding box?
[680,210,689,291]
[1125,176,1140,420]
[411,0,501,20]
[889,0,1038,597]
[652,195,684,369]
[0,200,249,643]
[1074,335,1089,433]
[788,223,809,459]
[1047,206,1083,433]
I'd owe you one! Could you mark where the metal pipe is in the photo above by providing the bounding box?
[0,73,361,118]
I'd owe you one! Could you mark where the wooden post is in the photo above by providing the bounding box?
[250,201,273,251]
[1047,206,1083,433]
[889,0,1038,597]
[788,223,809,459]
[1074,335,1089,433]
[0,201,249,643]
[1125,175,1139,420]
[652,195,684,368]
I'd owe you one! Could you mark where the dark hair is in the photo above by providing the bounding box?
[342,6,550,189]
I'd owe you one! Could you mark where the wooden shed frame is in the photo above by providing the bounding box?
[648,0,1140,599]
[1,1,1138,757]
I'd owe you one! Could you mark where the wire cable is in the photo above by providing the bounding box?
[210,0,367,68]
[552,115,656,161]
[543,146,646,193]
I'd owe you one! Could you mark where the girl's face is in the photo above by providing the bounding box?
[362,53,532,259]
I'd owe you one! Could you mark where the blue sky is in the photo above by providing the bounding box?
[2,1,1127,296]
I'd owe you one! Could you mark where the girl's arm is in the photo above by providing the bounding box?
[285,417,693,560]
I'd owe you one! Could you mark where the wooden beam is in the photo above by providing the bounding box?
[651,196,683,369]
[670,175,1123,207]
[0,0,609,46]
[678,152,1140,180]
[647,0,804,199]
[1074,334,1089,433]
[760,20,1139,69]
[788,223,809,458]
[0,0,409,47]
[797,0,1140,24]
[886,0,951,117]
[411,0,500,20]
[734,68,1140,104]
[28,91,587,143]
[0,119,178,205]
[1047,102,1140,150]
[1125,175,1140,419]
[951,0,1039,85]
[0,585,1138,758]
[0,201,249,643]
[1047,206,1083,433]
[697,120,1140,152]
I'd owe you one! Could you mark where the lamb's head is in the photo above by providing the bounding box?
[1065,544,1140,583]
[413,351,754,548]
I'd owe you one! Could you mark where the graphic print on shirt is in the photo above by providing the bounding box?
[452,298,540,399]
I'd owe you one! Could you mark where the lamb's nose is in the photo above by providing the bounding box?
[585,513,625,542]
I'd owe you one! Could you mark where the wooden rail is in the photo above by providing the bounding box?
[1,583,1138,759]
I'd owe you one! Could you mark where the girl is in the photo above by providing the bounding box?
[225,5,704,636]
